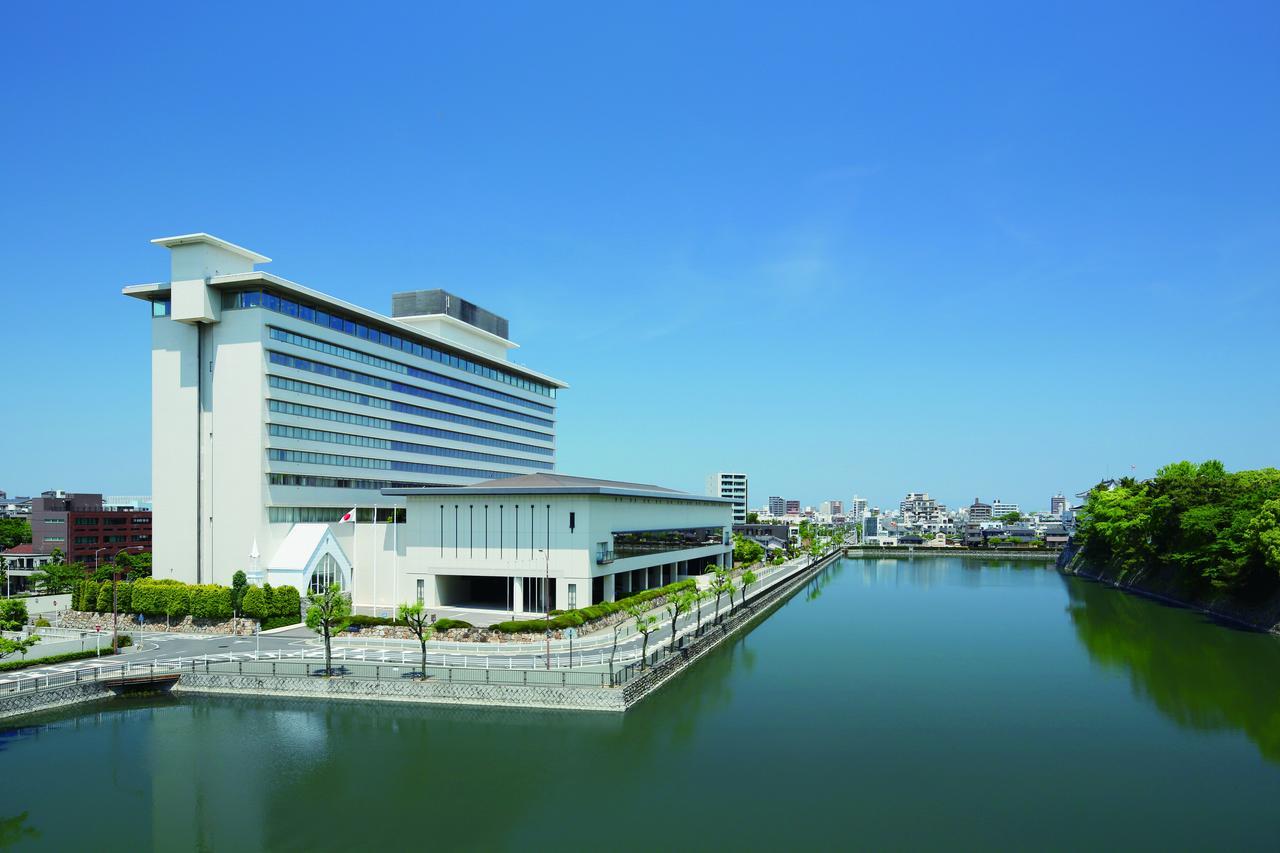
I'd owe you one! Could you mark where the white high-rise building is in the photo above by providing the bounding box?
[706,473,748,524]
[123,233,567,604]
[849,496,868,519]
[991,499,1021,518]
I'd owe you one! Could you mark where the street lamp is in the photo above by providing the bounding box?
[111,546,144,654]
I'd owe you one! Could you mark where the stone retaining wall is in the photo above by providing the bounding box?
[620,549,844,707]
[0,681,114,721]
[173,672,625,712]
[56,610,259,635]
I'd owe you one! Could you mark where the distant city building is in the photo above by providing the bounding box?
[900,492,945,525]
[706,473,749,525]
[768,495,786,516]
[863,514,879,540]
[29,491,153,566]
[819,500,844,516]
[785,499,800,515]
[968,498,993,521]
[991,499,1020,518]
[1050,494,1067,516]
[0,493,31,518]
[849,496,868,519]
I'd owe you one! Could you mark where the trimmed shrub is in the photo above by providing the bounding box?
[260,615,301,631]
[492,578,695,633]
[271,585,301,618]
[431,618,472,631]
[95,583,113,613]
[346,614,395,628]
[80,580,100,613]
[132,579,184,616]
[117,582,132,613]
[241,585,269,619]
[190,585,233,620]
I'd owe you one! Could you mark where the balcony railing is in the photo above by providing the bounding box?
[596,550,616,564]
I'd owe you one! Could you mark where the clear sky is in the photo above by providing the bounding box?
[1,2,1277,512]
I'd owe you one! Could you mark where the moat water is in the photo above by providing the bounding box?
[3,556,1279,850]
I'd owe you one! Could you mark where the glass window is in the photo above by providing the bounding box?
[151,299,171,317]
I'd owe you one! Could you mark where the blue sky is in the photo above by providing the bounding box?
[1,1,1277,512]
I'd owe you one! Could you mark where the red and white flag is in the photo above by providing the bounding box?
[338,507,358,524]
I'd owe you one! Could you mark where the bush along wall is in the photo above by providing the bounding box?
[71,577,296,623]
[492,578,696,634]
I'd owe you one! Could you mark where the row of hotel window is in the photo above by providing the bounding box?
[267,400,553,456]
[267,376,552,442]
[268,352,553,429]
[222,290,556,397]
[267,424,554,470]
[268,328,553,415]
[267,448,522,481]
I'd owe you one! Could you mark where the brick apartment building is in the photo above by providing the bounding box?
[29,491,152,566]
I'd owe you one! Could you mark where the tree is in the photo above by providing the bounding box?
[664,590,693,654]
[231,571,248,623]
[745,512,760,524]
[0,599,28,631]
[726,573,739,615]
[32,559,85,595]
[272,585,302,620]
[609,617,627,679]
[95,583,113,613]
[732,534,765,566]
[0,634,39,661]
[1248,499,1280,576]
[0,518,31,551]
[740,569,758,608]
[625,602,658,670]
[0,556,7,593]
[397,600,435,680]
[709,568,732,625]
[999,511,1023,525]
[241,585,268,620]
[306,581,352,677]
[692,587,710,636]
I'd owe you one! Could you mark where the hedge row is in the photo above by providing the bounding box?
[341,614,474,631]
[493,578,696,634]
[72,579,301,621]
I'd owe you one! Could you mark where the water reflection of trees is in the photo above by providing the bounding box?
[1065,577,1280,764]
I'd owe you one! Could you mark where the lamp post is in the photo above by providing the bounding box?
[111,546,144,654]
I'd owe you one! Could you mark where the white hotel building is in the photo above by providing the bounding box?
[124,234,730,614]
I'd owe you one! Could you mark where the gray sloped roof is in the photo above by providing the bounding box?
[383,473,731,504]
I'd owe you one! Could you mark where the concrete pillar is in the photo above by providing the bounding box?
[513,576,525,614]
[603,573,616,602]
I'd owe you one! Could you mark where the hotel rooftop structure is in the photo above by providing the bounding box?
[123,234,567,604]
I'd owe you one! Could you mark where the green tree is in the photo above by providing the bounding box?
[691,587,710,636]
[625,602,658,670]
[740,569,758,608]
[664,590,693,654]
[397,600,435,680]
[95,583,113,613]
[732,534,765,566]
[32,560,85,595]
[231,571,248,620]
[999,511,1023,524]
[709,568,733,625]
[241,585,268,620]
[0,599,28,631]
[745,512,760,524]
[609,617,627,679]
[305,581,352,677]
[272,585,302,620]
[0,518,31,551]
[1248,499,1280,576]
[80,580,99,613]
[0,634,40,661]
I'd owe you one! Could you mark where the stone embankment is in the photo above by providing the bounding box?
[1058,548,1280,635]
[54,610,259,635]
[844,546,1060,561]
